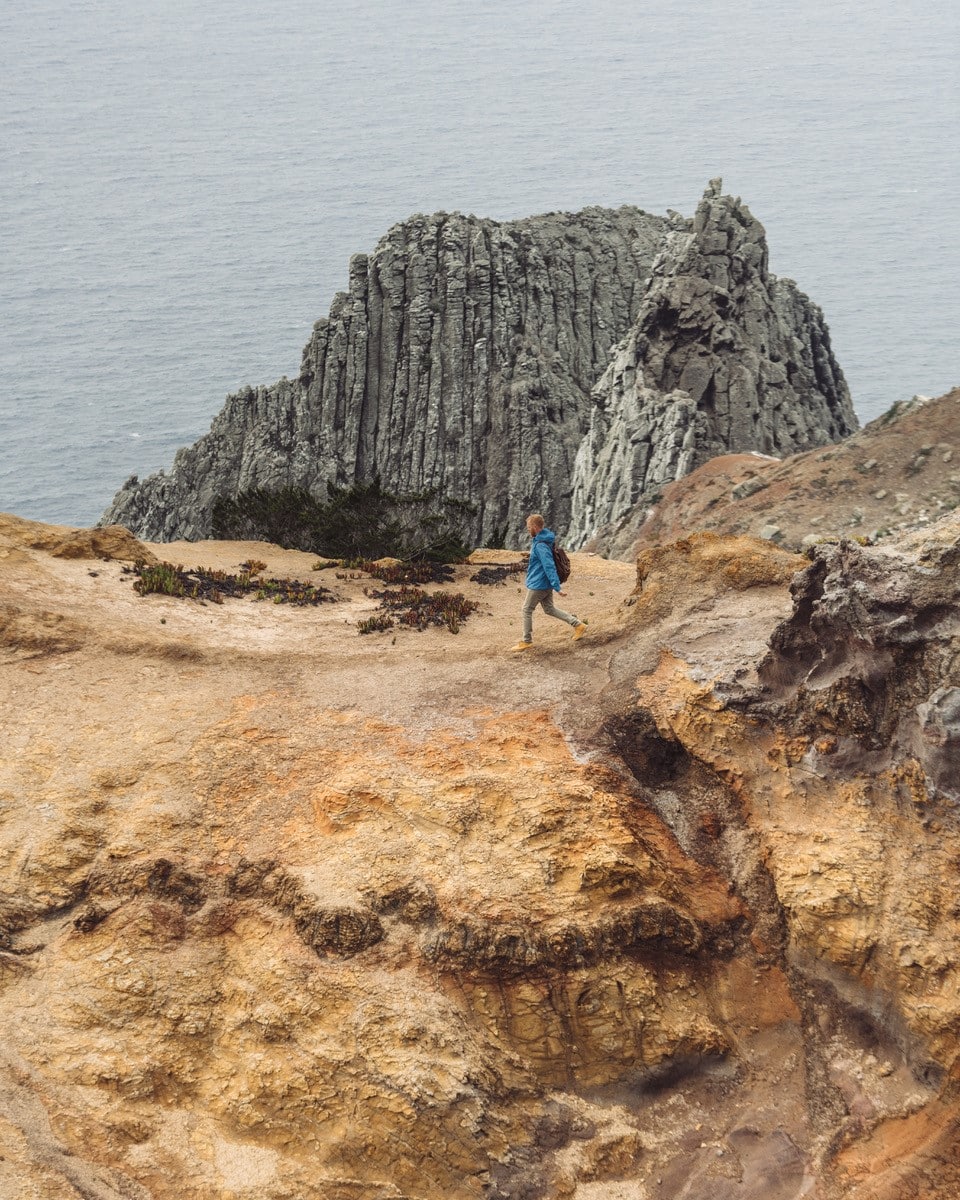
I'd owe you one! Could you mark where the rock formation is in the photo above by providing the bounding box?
[567,179,856,546]
[586,385,960,560]
[101,206,668,545]
[3,503,960,1197]
[101,185,855,548]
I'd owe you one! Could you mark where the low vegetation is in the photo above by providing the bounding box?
[128,515,499,639]
[126,555,479,637]
[469,561,527,586]
[345,559,456,585]
[212,479,474,563]
[127,560,336,606]
[358,585,478,635]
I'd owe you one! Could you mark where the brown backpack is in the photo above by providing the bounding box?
[552,544,571,583]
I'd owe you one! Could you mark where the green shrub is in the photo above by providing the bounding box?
[127,561,335,607]
[211,486,324,553]
[484,523,509,550]
[212,478,474,563]
[357,614,395,635]
[133,562,188,598]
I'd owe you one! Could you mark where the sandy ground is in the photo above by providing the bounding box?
[2,522,642,745]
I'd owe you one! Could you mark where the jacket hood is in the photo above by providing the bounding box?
[532,529,555,545]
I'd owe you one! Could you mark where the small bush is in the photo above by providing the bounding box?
[211,487,322,553]
[484,524,509,550]
[212,478,474,563]
[359,585,479,635]
[357,614,395,635]
[133,562,188,598]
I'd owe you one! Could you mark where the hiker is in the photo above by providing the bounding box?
[512,514,587,651]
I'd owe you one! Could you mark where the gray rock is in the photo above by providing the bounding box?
[567,184,857,548]
[101,206,669,544]
[101,185,856,550]
[759,533,960,800]
[732,476,769,501]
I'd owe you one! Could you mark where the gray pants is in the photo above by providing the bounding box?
[521,589,579,642]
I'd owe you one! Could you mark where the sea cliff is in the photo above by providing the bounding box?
[4,451,960,1195]
[101,183,856,548]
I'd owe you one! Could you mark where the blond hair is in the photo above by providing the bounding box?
[526,513,545,532]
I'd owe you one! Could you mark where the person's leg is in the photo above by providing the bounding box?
[520,588,548,643]
[539,592,579,627]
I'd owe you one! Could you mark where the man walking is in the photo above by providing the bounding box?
[512,514,587,651]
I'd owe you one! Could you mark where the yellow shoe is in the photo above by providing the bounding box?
[572,622,587,641]
[511,641,532,651]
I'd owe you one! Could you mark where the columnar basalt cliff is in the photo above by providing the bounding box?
[101,185,855,547]
[102,206,669,544]
[567,179,856,546]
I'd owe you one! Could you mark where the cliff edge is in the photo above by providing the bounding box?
[3,504,959,1197]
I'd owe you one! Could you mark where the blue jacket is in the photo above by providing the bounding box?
[526,529,562,592]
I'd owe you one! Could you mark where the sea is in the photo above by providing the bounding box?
[1,0,957,528]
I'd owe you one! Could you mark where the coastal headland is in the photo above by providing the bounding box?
[3,409,959,1196]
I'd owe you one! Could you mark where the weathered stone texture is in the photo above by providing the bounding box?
[587,386,960,562]
[102,207,668,544]
[632,519,960,1082]
[568,180,857,546]
[101,184,854,549]
[4,509,960,1196]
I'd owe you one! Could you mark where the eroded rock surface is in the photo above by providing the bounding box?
[3,510,959,1197]
[623,520,960,1199]
[589,386,960,560]
[568,180,856,547]
[100,185,852,549]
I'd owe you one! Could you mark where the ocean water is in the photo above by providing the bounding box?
[1,0,957,528]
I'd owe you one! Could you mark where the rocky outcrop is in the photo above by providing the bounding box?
[0,512,156,564]
[101,185,854,548]
[567,179,857,546]
[586,386,960,560]
[623,519,960,1197]
[5,507,960,1196]
[753,532,960,805]
[101,206,669,544]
